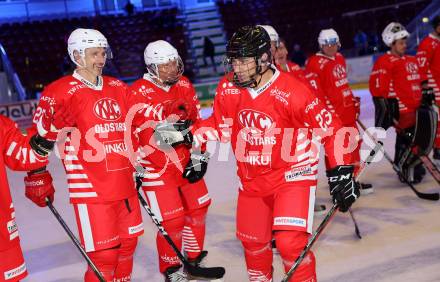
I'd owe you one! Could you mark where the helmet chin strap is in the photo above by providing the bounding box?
[252,63,274,88]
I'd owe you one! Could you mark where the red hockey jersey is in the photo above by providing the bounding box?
[369,52,422,114]
[127,75,201,187]
[33,72,135,204]
[0,115,47,251]
[306,52,356,125]
[191,70,348,197]
[416,34,440,95]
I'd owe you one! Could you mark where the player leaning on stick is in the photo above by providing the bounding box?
[369,22,437,184]
[154,25,360,282]
[416,15,440,166]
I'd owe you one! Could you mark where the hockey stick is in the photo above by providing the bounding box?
[357,120,439,201]
[135,177,225,280]
[282,142,382,282]
[45,198,105,282]
[348,208,362,239]
[419,155,440,184]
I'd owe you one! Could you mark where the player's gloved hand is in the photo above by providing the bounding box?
[421,87,436,107]
[326,165,360,212]
[183,151,209,183]
[154,120,193,148]
[24,169,55,207]
[31,103,77,156]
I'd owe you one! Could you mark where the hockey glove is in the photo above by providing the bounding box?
[421,87,436,107]
[24,169,55,207]
[183,151,209,183]
[326,165,360,212]
[154,120,193,148]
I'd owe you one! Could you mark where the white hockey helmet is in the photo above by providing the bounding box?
[382,22,410,47]
[258,25,279,44]
[67,28,111,66]
[318,28,340,46]
[144,40,184,86]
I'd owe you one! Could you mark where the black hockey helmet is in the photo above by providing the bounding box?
[225,25,271,88]
[432,15,440,29]
[227,25,271,59]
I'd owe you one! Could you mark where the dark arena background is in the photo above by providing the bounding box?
[1,0,440,281]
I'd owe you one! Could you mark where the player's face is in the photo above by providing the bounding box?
[321,43,338,57]
[270,41,277,57]
[83,47,107,76]
[275,42,288,61]
[157,59,182,85]
[392,38,407,56]
[231,57,257,83]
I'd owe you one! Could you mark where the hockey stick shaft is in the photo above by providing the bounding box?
[45,199,105,282]
[346,141,385,240]
[282,142,382,282]
[357,120,439,200]
[348,208,362,239]
[135,181,225,279]
[419,155,440,184]
[136,190,190,267]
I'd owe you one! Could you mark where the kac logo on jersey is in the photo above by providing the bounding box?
[238,109,273,133]
[332,64,346,79]
[93,98,122,121]
[405,62,418,74]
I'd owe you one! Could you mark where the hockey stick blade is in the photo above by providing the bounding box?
[356,120,440,201]
[419,155,440,184]
[185,263,226,280]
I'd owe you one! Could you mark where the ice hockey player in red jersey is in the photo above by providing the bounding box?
[275,38,306,80]
[416,15,440,164]
[0,108,72,281]
[306,28,373,195]
[369,22,435,184]
[257,25,305,81]
[127,40,215,281]
[154,25,360,282]
[28,28,144,282]
[0,116,48,282]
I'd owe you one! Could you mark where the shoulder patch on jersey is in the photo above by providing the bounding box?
[138,84,155,97]
[108,79,124,87]
[176,79,191,89]
[220,80,241,95]
[305,97,320,113]
[270,86,291,106]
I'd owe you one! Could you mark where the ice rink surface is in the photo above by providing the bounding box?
[7,89,440,281]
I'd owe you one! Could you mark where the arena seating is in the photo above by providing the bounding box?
[0,8,188,95]
[217,0,431,57]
